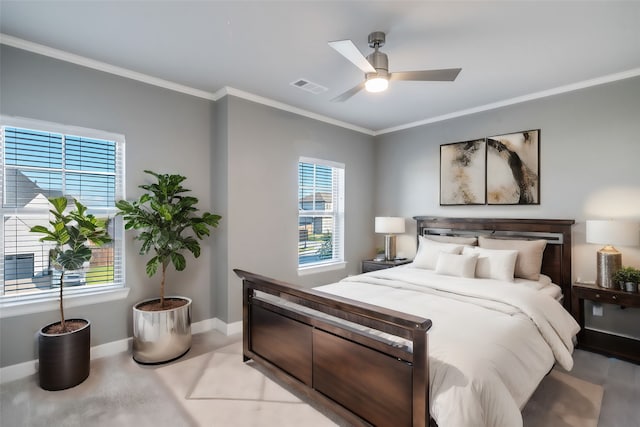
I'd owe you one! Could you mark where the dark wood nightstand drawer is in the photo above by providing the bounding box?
[573,285,639,307]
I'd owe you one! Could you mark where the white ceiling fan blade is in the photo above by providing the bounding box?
[328,40,376,73]
[330,82,366,102]
[390,68,462,82]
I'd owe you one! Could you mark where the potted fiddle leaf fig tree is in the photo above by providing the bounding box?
[30,196,112,390]
[116,170,221,364]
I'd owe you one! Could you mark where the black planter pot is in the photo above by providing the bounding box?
[38,319,91,391]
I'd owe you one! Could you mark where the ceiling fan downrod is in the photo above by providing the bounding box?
[366,31,389,77]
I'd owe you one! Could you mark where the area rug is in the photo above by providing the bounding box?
[158,341,603,427]
[155,341,338,426]
[522,369,603,427]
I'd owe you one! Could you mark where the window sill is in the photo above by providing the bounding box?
[298,261,347,276]
[0,286,130,319]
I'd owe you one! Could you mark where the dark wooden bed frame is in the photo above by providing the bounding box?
[234,217,575,427]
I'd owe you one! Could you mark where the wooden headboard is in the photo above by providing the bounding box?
[413,217,575,311]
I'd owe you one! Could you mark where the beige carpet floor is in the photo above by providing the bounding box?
[522,369,603,427]
[155,342,338,426]
[1,332,608,427]
[155,340,603,427]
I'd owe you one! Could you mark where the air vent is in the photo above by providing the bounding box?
[290,78,328,95]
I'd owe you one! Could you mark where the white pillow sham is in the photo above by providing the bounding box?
[463,246,518,282]
[435,252,478,278]
[478,236,547,280]
[412,236,464,270]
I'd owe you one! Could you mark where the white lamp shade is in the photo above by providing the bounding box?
[375,217,405,234]
[586,220,640,247]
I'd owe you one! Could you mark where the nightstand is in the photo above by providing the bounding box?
[571,282,640,364]
[362,258,412,273]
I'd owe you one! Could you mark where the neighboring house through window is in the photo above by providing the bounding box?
[298,157,344,272]
[0,117,125,311]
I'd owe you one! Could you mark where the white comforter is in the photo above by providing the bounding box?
[314,266,580,427]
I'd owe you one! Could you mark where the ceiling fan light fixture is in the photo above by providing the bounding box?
[365,77,388,92]
[365,74,389,93]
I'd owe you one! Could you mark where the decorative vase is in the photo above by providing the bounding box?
[132,296,192,364]
[38,319,91,390]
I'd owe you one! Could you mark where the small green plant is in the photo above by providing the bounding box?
[30,197,112,332]
[116,170,221,308]
[612,268,627,284]
[613,266,640,284]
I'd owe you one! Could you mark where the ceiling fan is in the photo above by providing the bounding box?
[328,31,461,102]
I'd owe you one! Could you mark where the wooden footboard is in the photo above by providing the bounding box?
[234,269,432,427]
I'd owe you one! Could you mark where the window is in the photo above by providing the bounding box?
[1,117,125,311]
[298,157,344,270]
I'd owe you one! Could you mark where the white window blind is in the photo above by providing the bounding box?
[1,118,125,301]
[298,157,344,268]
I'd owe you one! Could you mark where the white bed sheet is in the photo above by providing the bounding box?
[314,266,579,427]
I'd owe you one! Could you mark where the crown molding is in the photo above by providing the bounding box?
[374,67,640,136]
[3,33,639,138]
[0,33,216,100]
[0,34,374,135]
[220,87,375,136]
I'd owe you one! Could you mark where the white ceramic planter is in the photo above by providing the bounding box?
[132,297,192,364]
[624,281,638,293]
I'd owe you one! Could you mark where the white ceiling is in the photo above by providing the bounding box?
[1,1,639,134]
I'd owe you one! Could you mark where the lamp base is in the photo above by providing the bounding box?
[384,235,397,261]
[596,246,622,289]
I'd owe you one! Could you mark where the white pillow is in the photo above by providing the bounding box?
[435,252,478,278]
[478,236,547,280]
[412,236,464,270]
[463,246,518,281]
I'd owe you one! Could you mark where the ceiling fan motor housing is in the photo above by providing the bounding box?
[366,51,389,75]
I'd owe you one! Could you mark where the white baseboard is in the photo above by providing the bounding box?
[0,317,239,384]
[217,319,242,336]
[0,360,37,384]
[191,317,218,334]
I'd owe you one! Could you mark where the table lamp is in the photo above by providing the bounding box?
[586,220,640,288]
[375,217,405,261]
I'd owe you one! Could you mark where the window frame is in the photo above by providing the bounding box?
[297,156,345,274]
[0,116,127,317]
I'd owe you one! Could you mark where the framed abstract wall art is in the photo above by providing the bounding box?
[440,139,486,205]
[486,130,540,205]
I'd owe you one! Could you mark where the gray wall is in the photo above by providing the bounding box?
[374,76,640,339]
[212,97,230,323]
[3,42,637,367]
[220,96,375,323]
[0,45,216,366]
[0,45,376,366]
